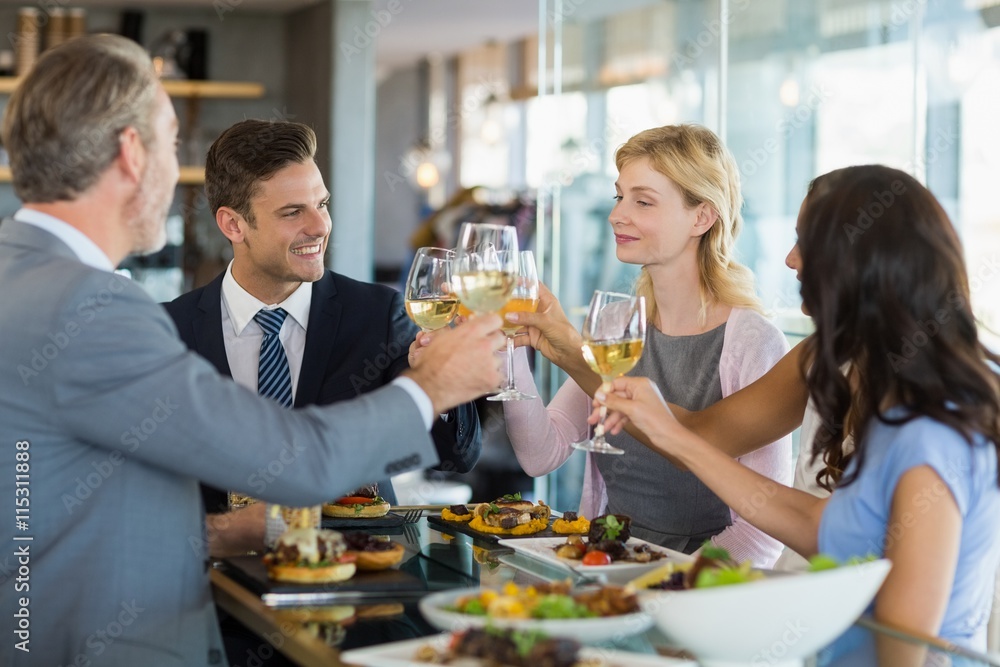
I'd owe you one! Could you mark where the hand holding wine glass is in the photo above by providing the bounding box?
[405,247,458,332]
[489,250,539,401]
[572,291,646,455]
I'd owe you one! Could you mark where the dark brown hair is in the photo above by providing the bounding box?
[798,165,1000,490]
[204,119,317,226]
[2,34,158,202]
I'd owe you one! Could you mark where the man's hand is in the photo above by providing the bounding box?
[503,283,583,368]
[405,314,505,413]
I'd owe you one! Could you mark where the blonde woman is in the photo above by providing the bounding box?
[503,124,792,566]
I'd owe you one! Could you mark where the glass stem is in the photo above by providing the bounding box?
[594,380,611,445]
[505,334,517,391]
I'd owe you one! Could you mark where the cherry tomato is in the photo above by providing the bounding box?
[582,550,612,566]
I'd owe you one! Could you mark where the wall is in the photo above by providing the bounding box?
[374,62,423,279]
[0,5,290,296]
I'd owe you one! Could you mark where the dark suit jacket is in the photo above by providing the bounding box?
[163,269,481,511]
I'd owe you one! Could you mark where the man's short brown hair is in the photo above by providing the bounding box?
[205,119,318,227]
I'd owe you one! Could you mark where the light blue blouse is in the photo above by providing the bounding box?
[818,409,1000,648]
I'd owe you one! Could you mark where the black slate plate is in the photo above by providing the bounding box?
[322,511,406,530]
[222,553,426,607]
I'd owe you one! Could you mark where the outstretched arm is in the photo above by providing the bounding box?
[604,340,811,460]
[598,376,826,556]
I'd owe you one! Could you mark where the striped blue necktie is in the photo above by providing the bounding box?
[254,308,293,408]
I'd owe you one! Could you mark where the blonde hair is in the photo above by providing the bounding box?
[615,124,761,324]
[2,34,159,202]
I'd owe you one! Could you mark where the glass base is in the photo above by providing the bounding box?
[571,438,625,455]
[486,389,536,401]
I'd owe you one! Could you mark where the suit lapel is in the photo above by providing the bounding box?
[194,273,234,378]
[296,271,341,407]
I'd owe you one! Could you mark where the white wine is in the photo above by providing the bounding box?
[582,339,644,379]
[453,270,516,314]
[406,297,459,331]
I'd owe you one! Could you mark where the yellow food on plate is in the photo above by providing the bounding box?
[552,515,590,534]
[467,514,548,535]
[441,507,473,522]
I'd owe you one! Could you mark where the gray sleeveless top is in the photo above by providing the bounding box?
[594,323,732,553]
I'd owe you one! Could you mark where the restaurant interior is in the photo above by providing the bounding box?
[2,0,1000,665]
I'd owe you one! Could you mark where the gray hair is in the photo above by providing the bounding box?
[2,34,160,202]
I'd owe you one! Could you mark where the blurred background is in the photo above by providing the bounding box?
[0,0,996,509]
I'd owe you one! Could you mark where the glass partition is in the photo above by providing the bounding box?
[515,0,1000,511]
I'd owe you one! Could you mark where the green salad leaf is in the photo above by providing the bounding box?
[499,492,522,502]
[695,561,757,588]
[596,515,623,541]
[807,554,840,572]
[699,541,732,561]
[510,628,547,658]
[461,598,487,615]
[531,594,595,620]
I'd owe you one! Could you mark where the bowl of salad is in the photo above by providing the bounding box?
[418,581,653,643]
[636,547,891,666]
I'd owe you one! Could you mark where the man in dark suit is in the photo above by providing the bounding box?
[164,119,480,555]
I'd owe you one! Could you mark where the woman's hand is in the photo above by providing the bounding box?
[503,283,583,368]
[593,376,689,455]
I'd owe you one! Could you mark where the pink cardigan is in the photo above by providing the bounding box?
[504,308,793,568]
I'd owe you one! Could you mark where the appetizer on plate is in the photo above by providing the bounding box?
[441,503,476,522]
[414,628,607,666]
[448,581,640,620]
[263,527,357,583]
[469,494,551,535]
[553,514,666,566]
[551,511,590,535]
[323,483,390,518]
[342,531,405,571]
[633,544,762,590]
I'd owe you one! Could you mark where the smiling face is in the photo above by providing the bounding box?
[228,160,331,303]
[609,157,713,270]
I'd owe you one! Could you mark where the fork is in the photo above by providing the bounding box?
[400,508,423,524]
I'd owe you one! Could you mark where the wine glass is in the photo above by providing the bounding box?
[452,223,519,316]
[572,291,647,455]
[404,247,458,332]
[488,250,539,401]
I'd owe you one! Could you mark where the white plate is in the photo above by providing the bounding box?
[417,587,653,643]
[339,633,696,666]
[497,536,692,582]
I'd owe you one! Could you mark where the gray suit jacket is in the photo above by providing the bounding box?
[0,220,438,666]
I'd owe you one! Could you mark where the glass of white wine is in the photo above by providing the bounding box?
[452,222,519,316]
[404,247,458,332]
[572,291,646,455]
[488,250,539,401]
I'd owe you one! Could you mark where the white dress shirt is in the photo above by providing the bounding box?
[220,262,311,402]
[14,208,115,272]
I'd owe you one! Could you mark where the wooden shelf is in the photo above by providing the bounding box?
[178,166,205,185]
[0,77,264,99]
[0,165,205,185]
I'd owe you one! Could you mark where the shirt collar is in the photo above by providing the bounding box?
[13,208,115,272]
[221,261,313,336]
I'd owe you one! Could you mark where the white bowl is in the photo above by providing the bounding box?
[640,559,892,667]
[418,587,653,644]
